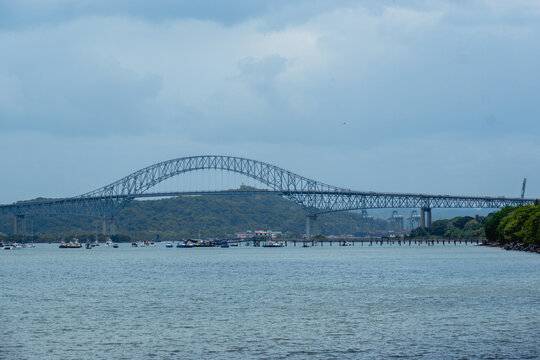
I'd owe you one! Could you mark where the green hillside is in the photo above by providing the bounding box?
[0,191,390,241]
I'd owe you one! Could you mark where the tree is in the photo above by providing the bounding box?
[484,207,515,242]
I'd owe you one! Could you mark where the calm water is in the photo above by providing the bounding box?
[1,244,539,359]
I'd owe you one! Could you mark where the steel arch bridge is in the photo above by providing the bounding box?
[0,155,535,237]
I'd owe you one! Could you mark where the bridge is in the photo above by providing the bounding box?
[0,155,535,238]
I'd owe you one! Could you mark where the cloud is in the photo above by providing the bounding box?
[0,0,539,203]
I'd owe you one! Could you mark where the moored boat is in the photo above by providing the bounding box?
[263,241,285,248]
[59,238,82,248]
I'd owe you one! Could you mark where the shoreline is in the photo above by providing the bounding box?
[482,241,540,254]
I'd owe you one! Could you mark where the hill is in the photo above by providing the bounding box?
[0,191,391,241]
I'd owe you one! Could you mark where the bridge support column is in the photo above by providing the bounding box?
[306,214,318,239]
[102,218,116,236]
[420,207,432,230]
[13,214,26,236]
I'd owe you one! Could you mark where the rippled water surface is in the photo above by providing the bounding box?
[1,244,539,359]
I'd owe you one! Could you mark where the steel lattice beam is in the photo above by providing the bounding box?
[0,155,536,218]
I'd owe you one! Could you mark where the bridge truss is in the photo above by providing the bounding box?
[0,155,535,237]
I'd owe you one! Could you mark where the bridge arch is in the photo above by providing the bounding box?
[79,155,342,214]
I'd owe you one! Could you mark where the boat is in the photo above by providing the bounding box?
[149,241,156,247]
[131,242,138,247]
[27,243,36,248]
[3,244,14,250]
[302,242,311,248]
[105,238,114,246]
[263,241,285,248]
[230,242,239,247]
[165,242,173,248]
[112,243,119,248]
[85,242,92,249]
[176,241,186,248]
[59,239,82,248]
[221,240,229,248]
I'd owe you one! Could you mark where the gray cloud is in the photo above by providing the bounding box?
[0,0,539,203]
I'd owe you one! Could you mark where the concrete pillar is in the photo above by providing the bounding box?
[306,214,318,239]
[420,207,432,230]
[102,218,116,236]
[14,214,25,236]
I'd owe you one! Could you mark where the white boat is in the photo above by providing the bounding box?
[263,241,285,248]
[105,238,114,246]
[165,242,173,248]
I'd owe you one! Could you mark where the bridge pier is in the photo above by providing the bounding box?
[420,207,432,229]
[102,218,116,236]
[306,214,318,239]
[13,214,26,236]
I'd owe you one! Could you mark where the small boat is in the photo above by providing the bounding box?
[302,242,311,248]
[105,238,114,246]
[230,242,239,247]
[165,242,173,248]
[176,241,186,248]
[59,239,82,248]
[149,241,156,247]
[85,242,92,249]
[131,242,138,247]
[221,240,229,248]
[112,243,119,248]
[3,244,14,250]
[263,241,285,248]
[27,243,36,248]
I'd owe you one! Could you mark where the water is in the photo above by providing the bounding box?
[1,244,539,359]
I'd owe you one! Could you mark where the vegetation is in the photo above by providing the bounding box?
[0,190,391,241]
[484,204,540,245]
[409,215,486,239]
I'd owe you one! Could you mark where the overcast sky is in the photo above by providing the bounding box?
[1,0,539,204]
